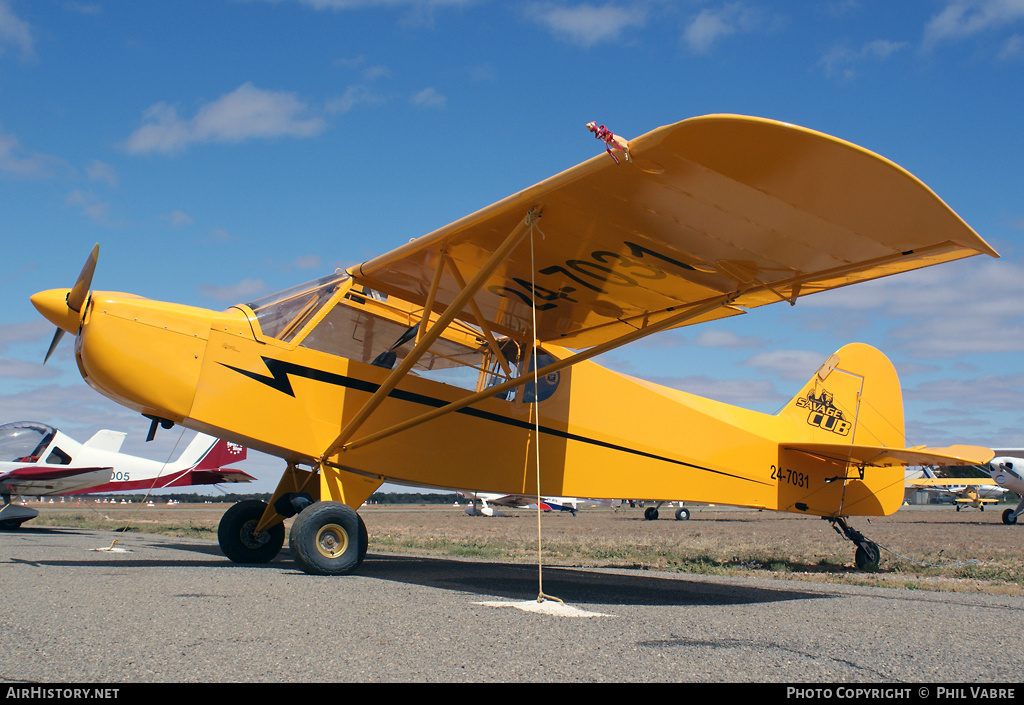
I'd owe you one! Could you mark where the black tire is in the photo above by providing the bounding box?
[674,507,690,521]
[289,501,367,576]
[218,499,285,564]
[854,542,880,571]
[0,519,24,530]
[644,506,659,521]
[1003,508,1018,525]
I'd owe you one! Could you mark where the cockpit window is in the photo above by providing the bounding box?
[246,272,349,342]
[0,422,56,463]
[46,447,72,465]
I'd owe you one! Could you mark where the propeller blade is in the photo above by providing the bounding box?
[67,243,99,313]
[43,328,66,365]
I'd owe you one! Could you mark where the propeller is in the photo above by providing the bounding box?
[38,244,99,364]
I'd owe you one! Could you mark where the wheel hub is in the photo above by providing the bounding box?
[239,520,269,549]
[315,523,349,559]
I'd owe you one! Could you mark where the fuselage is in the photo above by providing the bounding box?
[32,275,907,518]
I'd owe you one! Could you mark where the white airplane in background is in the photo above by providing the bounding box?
[904,466,1007,512]
[458,491,619,517]
[985,452,1024,525]
[0,421,253,529]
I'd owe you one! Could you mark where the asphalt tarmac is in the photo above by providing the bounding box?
[0,526,1020,684]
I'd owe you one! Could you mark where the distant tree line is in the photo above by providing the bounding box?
[367,492,459,505]
[75,491,458,505]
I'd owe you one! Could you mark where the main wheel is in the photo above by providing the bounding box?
[644,506,659,521]
[289,501,367,576]
[1003,508,1018,525]
[218,499,285,564]
[854,542,880,571]
[674,507,691,521]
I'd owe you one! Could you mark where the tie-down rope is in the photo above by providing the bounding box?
[528,222,564,605]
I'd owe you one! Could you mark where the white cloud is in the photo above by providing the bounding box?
[0,0,33,60]
[998,32,1024,58]
[85,160,118,188]
[924,0,1024,48]
[819,39,910,79]
[801,258,1024,358]
[0,321,52,353]
[162,210,195,227]
[744,349,827,382]
[411,86,446,108]
[326,85,388,114]
[65,189,117,225]
[124,83,327,155]
[526,2,647,47]
[647,374,781,407]
[694,329,763,349]
[683,2,766,54]
[0,127,63,179]
[256,0,479,28]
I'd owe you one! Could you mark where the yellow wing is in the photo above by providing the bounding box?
[352,114,996,351]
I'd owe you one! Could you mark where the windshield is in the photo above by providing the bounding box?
[246,272,349,342]
[0,422,55,462]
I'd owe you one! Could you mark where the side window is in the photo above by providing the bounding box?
[46,447,72,465]
[522,351,560,403]
[484,346,560,403]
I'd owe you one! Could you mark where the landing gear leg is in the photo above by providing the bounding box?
[1003,498,1023,525]
[828,517,880,571]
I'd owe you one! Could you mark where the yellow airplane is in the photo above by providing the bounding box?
[905,469,1005,512]
[31,114,998,574]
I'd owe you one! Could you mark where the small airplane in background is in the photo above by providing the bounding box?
[904,466,1007,512]
[457,490,619,517]
[0,421,252,529]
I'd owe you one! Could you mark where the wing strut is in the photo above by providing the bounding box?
[339,289,741,454]
[318,207,542,465]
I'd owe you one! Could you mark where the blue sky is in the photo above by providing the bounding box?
[1,0,1023,494]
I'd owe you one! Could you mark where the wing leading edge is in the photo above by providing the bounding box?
[353,114,997,352]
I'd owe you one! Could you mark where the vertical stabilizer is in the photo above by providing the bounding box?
[193,438,247,470]
[776,342,906,449]
[775,343,908,517]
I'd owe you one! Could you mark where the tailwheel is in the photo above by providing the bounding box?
[828,516,881,572]
[289,501,368,576]
[854,542,881,571]
[218,499,285,564]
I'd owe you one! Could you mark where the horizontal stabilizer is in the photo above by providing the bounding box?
[188,469,255,485]
[783,443,994,468]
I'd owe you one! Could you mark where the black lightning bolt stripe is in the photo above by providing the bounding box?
[221,357,768,486]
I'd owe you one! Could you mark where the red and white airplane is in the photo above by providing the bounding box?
[458,490,619,517]
[0,421,253,528]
